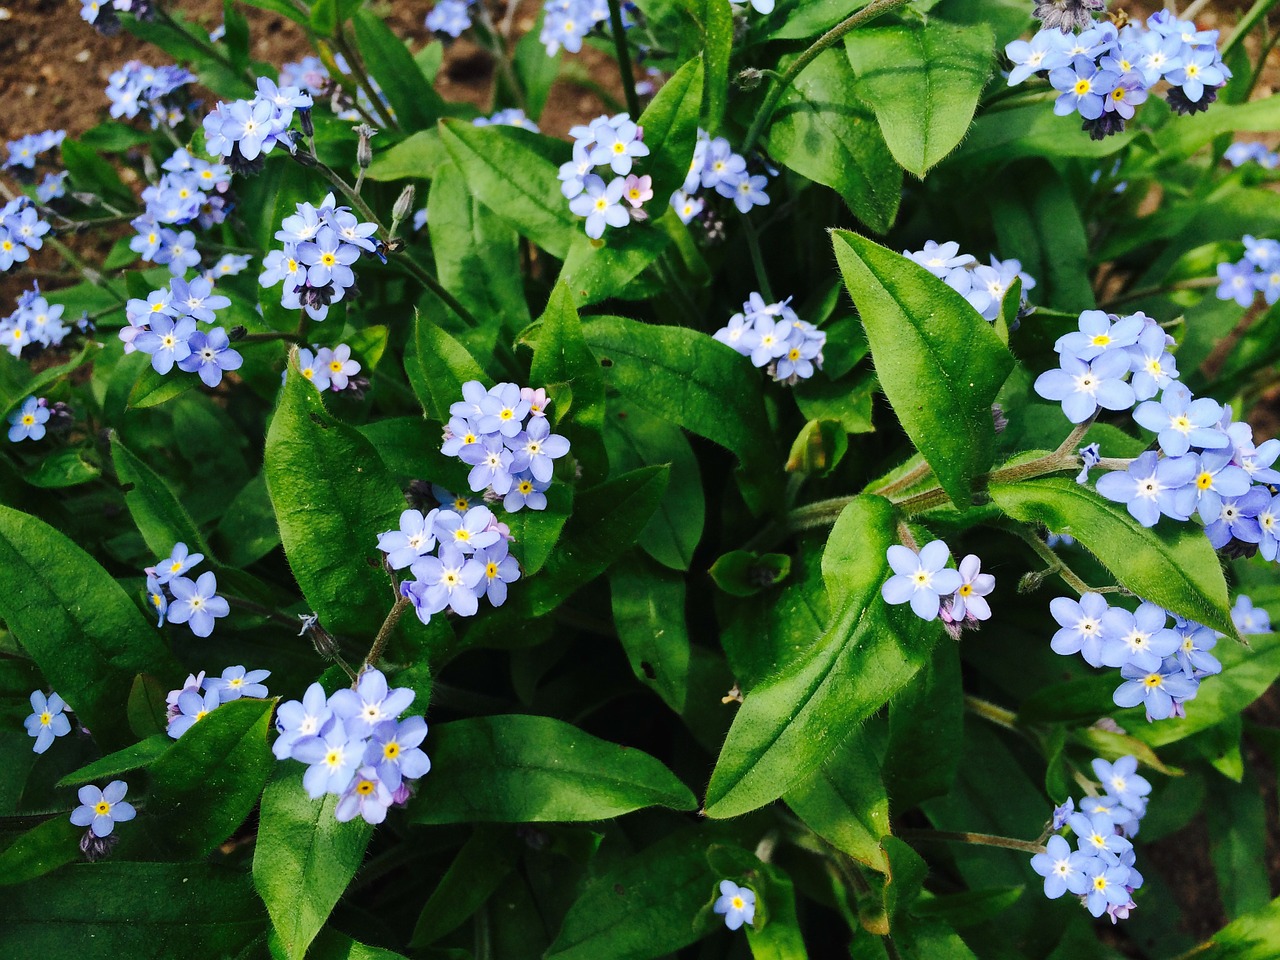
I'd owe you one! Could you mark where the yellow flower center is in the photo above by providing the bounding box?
[455,498,468,510]
[1143,673,1163,688]
[959,583,973,597]
[39,711,51,726]
[1073,79,1091,96]
[21,414,34,426]
[356,779,375,795]
[731,896,745,910]
[95,801,111,816]
[1196,472,1213,490]
[383,742,400,759]
[486,562,499,578]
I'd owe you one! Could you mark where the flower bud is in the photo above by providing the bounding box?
[354,124,376,169]
[392,185,416,224]
[298,106,314,139]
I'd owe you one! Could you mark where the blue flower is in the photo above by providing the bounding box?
[700,138,745,190]
[588,118,649,176]
[1113,662,1198,721]
[1169,617,1222,677]
[178,327,243,387]
[1232,594,1271,635]
[69,781,136,837]
[1173,450,1252,523]
[1098,602,1174,671]
[407,544,486,618]
[8,395,49,442]
[568,175,630,239]
[293,718,363,798]
[881,540,964,621]
[949,554,995,621]
[473,540,521,607]
[1091,756,1151,812]
[503,472,551,512]
[169,276,230,323]
[1077,442,1101,484]
[1034,350,1134,423]
[748,315,793,369]
[721,173,771,214]
[168,688,221,738]
[712,880,756,930]
[1216,259,1257,307]
[1068,810,1132,858]
[377,508,440,570]
[299,226,359,289]
[460,436,515,494]
[24,690,71,754]
[155,229,201,277]
[1049,593,1111,667]
[1125,323,1178,401]
[206,665,271,703]
[1133,384,1228,457]
[1257,493,1280,562]
[1204,486,1268,550]
[135,314,198,374]
[1050,798,1075,831]
[334,766,394,824]
[1005,29,1073,86]
[1167,47,1226,102]
[478,382,531,438]
[1055,309,1145,362]
[364,716,431,790]
[425,0,473,37]
[317,344,361,390]
[295,347,332,391]
[273,682,334,760]
[1095,451,1196,527]
[1029,834,1094,899]
[1050,57,1120,120]
[145,574,168,626]
[509,418,571,484]
[167,571,230,638]
[329,668,416,740]
[1082,857,1134,918]
[434,505,501,554]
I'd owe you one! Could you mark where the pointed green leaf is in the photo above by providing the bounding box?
[832,229,1015,506]
[610,553,692,711]
[407,714,696,823]
[636,57,704,202]
[531,282,607,479]
[57,734,171,787]
[352,9,449,131]
[785,729,890,872]
[406,311,490,423]
[110,432,210,558]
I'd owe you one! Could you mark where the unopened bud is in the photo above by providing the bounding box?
[354,124,376,169]
[736,67,764,90]
[298,106,314,139]
[1018,571,1046,594]
[228,325,247,341]
[392,185,416,224]
[80,829,119,862]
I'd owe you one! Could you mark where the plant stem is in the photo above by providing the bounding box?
[332,30,400,131]
[896,828,1047,855]
[224,594,310,629]
[45,236,128,303]
[964,694,1019,731]
[473,0,527,112]
[607,0,642,119]
[869,458,932,497]
[364,595,409,672]
[740,0,913,154]
[740,213,775,302]
[1099,275,1217,309]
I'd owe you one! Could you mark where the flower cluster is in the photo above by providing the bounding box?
[881,540,995,635]
[1,285,69,357]
[425,0,474,38]
[473,108,540,133]
[905,240,1036,322]
[0,197,50,273]
[540,0,613,56]
[8,396,51,443]
[203,77,312,176]
[1030,755,1149,921]
[24,690,72,754]
[384,502,522,625]
[3,128,65,171]
[165,665,271,739]
[440,380,570,510]
[1215,235,1280,307]
[1050,593,1226,720]
[144,542,230,637]
[138,148,232,231]
[295,344,364,393]
[559,113,652,239]
[119,276,243,386]
[106,60,196,130]
[273,668,430,824]
[671,127,770,224]
[259,193,379,321]
[712,293,826,384]
[1006,11,1229,140]
[1225,141,1280,169]
[713,880,756,931]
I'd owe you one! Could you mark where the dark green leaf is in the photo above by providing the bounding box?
[988,475,1238,639]
[253,765,374,960]
[110,431,211,558]
[784,728,889,871]
[709,550,792,597]
[786,419,848,477]
[352,9,449,131]
[0,340,100,422]
[406,310,490,423]
[883,641,963,810]
[531,282,607,478]
[144,698,275,858]
[407,714,696,822]
[57,734,171,787]
[610,554,692,711]
[766,50,901,233]
[61,139,133,206]
[264,359,405,637]
[0,505,178,748]
[215,473,282,567]
[704,495,937,818]
[833,229,1015,506]
[1205,770,1271,919]
[0,819,82,886]
[503,482,573,576]
[24,448,101,489]
[410,827,519,946]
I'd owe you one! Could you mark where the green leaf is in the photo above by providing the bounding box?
[264,360,405,636]
[0,862,266,957]
[304,929,411,960]
[610,553,692,711]
[407,714,696,822]
[0,340,100,422]
[705,845,809,959]
[832,229,1014,506]
[427,161,531,331]
[544,829,718,960]
[558,224,672,307]
[584,315,780,513]
[438,120,574,258]
[1148,95,1280,166]
[410,827,519,947]
[514,22,559,119]
[61,139,133,206]
[704,495,937,818]
[253,765,374,960]
[406,310,490,423]
[57,734,171,787]
[366,130,450,181]
[786,419,848,477]
[144,698,275,858]
[1205,770,1271,919]
[709,550,792,597]
[531,282,607,478]
[0,505,177,748]
[24,447,101,489]
[128,367,197,409]
[988,475,1238,638]
[883,640,963,810]
[690,0,734,131]
[793,369,877,435]
[110,431,211,558]
[636,57,704,203]
[0,819,82,887]
[1186,895,1280,959]
[843,19,994,176]
[503,482,573,576]
[352,9,448,131]
[769,0,873,39]
[765,49,901,233]
[784,729,890,872]
[215,472,282,567]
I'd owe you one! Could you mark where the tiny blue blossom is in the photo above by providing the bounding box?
[205,665,271,703]
[24,691,71,754]
[882,540,964,621]
[69,781,136,837]
[713,880,756,930]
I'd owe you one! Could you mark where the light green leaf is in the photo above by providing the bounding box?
[352,9,449,131]
[406,310,491,423]
[264,360,405,637]
[833,229,1015,506]
[704,495,937,818]
[253,765,374,960]
[610,553,692,711]
[636,57,704,203]
[0,505,178,748]
[843,19,994,176]
[407,714,696,822]
[988,475,1238,639]
[24,447,101,489]
[365,129,450,181]
[110,431,211,558]
[766,49,901,232]
[57,734,171,787]
[558,224,672,307]
[768,0,873,39]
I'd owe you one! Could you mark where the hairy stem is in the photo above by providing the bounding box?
[364,595,409,672]
[896,828,1047,855]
